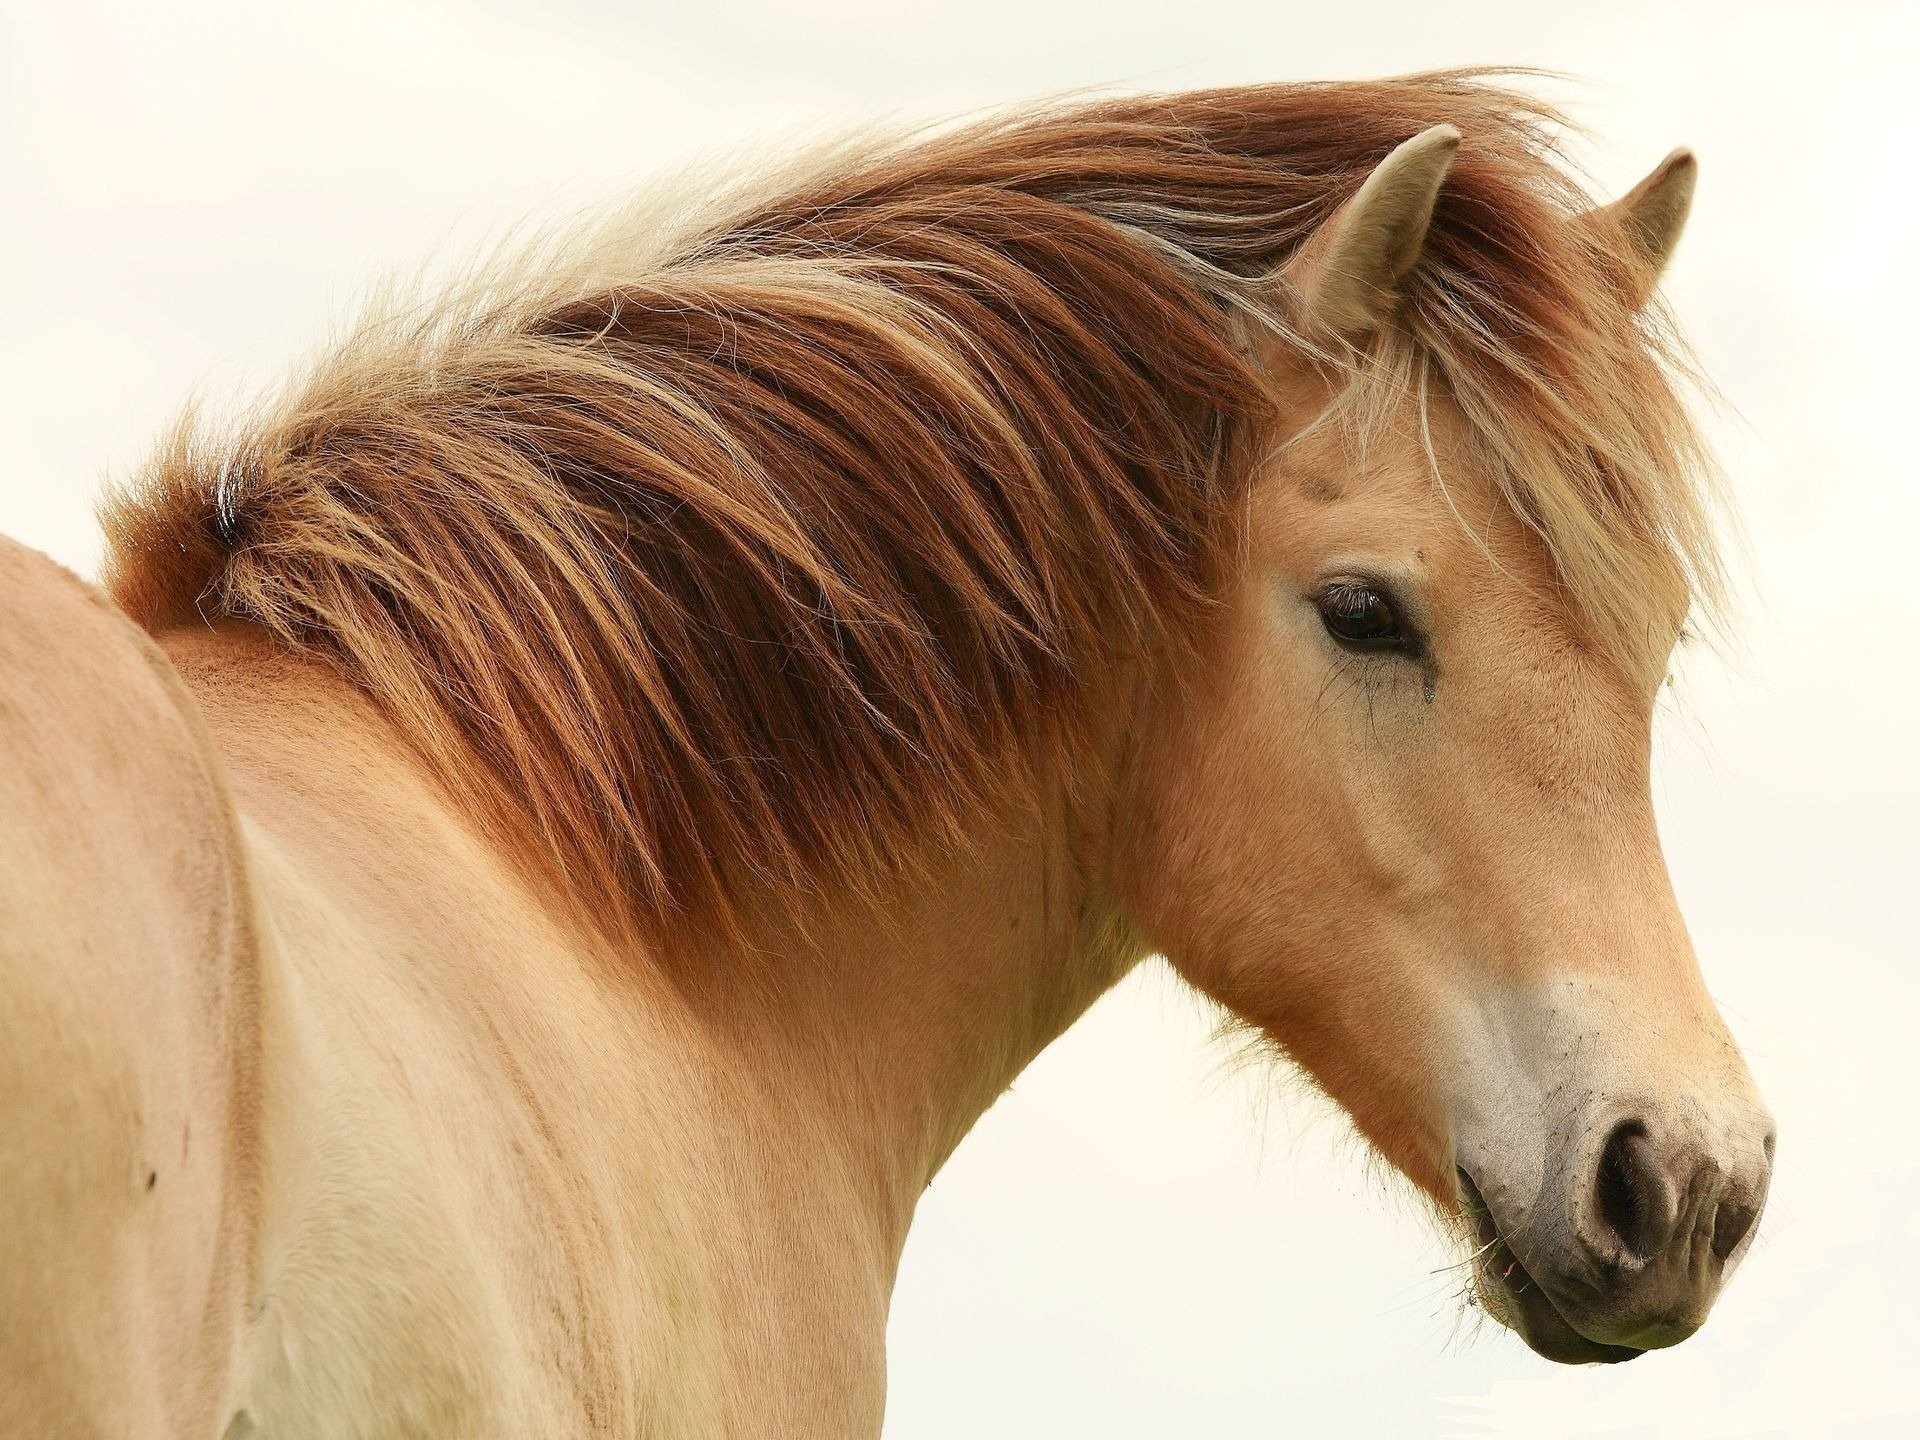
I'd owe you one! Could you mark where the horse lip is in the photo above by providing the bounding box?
[1455,1167,1647,1366]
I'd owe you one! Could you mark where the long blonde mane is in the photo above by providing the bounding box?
[101,73,1719,946]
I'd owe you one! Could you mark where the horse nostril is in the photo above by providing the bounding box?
[1711,1199,1758,1260]
[1594,1119,1681,1263]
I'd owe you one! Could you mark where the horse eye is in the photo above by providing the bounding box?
[1317,582,1409,650]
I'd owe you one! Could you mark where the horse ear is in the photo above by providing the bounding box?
[1588,148,1697,303]
[1280,124,1460,342]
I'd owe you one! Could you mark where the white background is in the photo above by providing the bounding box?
[4,3,1914,1436]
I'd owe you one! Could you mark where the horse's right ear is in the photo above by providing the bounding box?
[1278,124,1460,343]
[1584,148,1697,306]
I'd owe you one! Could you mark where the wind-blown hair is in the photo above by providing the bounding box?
[102,73,1720,946]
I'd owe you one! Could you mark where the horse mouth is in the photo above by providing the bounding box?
[1455,1169,1646,1366]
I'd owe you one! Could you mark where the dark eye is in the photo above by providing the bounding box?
[1317,581,1411,651]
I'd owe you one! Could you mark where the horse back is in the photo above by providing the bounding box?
[0,538,258,1436]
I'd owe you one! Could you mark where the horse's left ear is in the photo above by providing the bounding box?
[1588,148,1697,303]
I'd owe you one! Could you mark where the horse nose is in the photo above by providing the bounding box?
[1590,1118,1771,1265]
[1575,1116,1774,1345]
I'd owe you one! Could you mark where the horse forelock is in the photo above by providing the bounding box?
[99,71,1721,949]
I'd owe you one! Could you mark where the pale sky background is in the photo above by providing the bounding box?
[4,2,1915,1436]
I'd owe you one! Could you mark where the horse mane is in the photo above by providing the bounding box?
[101,73,1720,947]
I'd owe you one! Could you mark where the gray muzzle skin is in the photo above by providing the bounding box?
[1459,1110,1775,1363]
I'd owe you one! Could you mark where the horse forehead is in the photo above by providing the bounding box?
[1250,432,1625,698]
[1256,424,1533,584]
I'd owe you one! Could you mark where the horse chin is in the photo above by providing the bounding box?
[1456,1170,1646,1367]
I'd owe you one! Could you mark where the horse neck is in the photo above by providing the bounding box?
[162,620,1147,1270]
[703,796,1146,1244]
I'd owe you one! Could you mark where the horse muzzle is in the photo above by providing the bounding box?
[1457,1112,1775,1364]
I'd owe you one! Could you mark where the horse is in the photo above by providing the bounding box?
[0,74,1774,1436]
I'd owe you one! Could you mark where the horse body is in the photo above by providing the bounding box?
[4,605,1126,1434]
[1,76,1775,1435]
